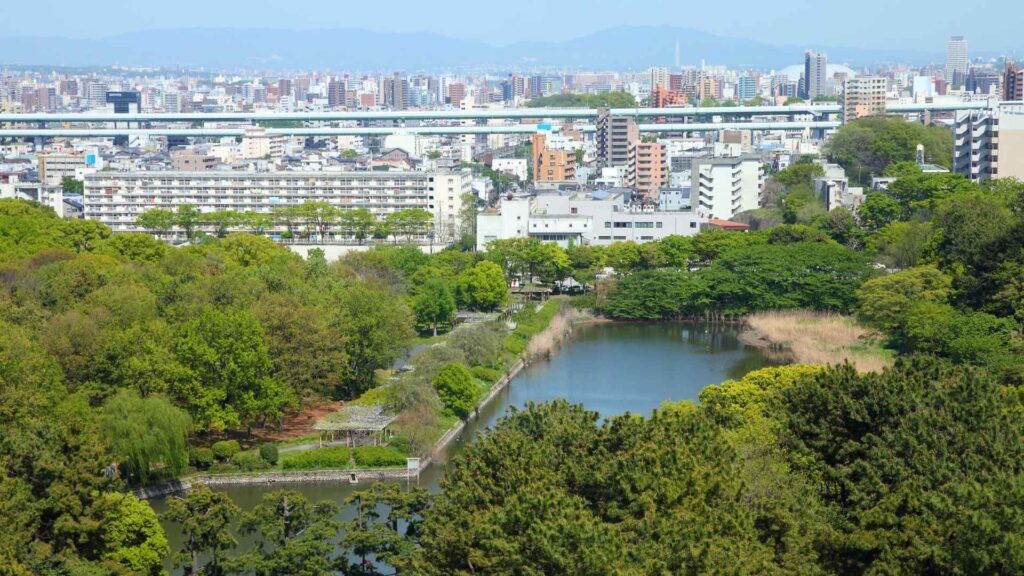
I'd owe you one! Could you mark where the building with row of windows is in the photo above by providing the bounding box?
[83,170,470,242]
[476,190,706,250]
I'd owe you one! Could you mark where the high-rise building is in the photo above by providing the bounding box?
[946,36,969,89]
[627,141,668,197]
[737,75,758,102]
[650,67,670,92]
[692,156,764,220]
[327,80,345,108]
[803,50,828,99]
[596,108,639,170]
[1004,61,1024,101]
[841,77,887,122]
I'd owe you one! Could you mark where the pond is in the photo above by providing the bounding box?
[152,321,774,570]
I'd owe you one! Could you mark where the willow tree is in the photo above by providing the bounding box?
[100,390,191,485]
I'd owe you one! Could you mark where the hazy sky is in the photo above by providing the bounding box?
[4,0,1020,52]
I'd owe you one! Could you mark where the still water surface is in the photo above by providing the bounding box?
[153,321,773,569]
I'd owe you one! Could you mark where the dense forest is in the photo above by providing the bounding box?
[4,115,1024,574]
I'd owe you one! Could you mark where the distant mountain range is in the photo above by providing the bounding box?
[0,26,947,71]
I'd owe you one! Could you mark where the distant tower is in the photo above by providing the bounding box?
[675,40,680,68]
[803,50,828,99]
[946,36,968,89]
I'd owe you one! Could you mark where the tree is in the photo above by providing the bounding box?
[775,358,1024,574]
[412,277,456,336]
[865,221,931,269]
[100,390,191,485]
[341,484,430,574]
[230,490,340,576]
[335,283,416,398]
[176,204,203,241]
[857,192,904,232]
[338,207,377,243]
[456,261,507,311]
[61,218,111,253]
[256,293,348,401]
[163,483,240,576]
[87,492,169,576]
[60,175,84,194]
[413,400,802,575]
[174,306,293,432]
[0,198,72,261]
[95,232,169,262]
[826,116,953,184]
[136,208,178,241]
[432,363,476,418]
[385,209,434,243]
[856,265,952,335]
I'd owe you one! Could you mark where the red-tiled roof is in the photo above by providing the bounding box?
[707,219,750,230]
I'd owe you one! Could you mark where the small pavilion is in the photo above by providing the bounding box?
[313,404,398,448]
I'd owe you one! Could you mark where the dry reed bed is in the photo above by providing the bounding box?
[525,308,583,360]
[745,310,892,373]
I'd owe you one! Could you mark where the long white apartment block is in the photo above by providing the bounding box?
[84,170,469,241]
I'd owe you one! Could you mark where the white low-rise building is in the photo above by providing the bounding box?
[477,190,706,250]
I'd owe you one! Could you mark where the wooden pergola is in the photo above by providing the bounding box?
[313,404,398,448]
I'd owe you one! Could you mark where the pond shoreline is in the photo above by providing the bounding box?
[138,305,577,499]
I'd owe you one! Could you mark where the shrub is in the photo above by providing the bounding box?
[232,449,270,471]
[471,365,501,383]
[387,435,413,455]
[259,443,279,465]
[281,446,352,470]
[189,447,215,470]
[211,440,241,461]
[353,446,407,468]
[433,363,477,419]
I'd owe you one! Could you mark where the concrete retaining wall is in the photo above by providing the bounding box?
[135,467,413,499]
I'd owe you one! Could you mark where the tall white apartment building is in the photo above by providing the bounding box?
[691,156,764,220]
[83,171,469,242]
[954,105,1024,182]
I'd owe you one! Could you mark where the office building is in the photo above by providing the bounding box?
[532,133,577,183]
[737,75,758,102]
[627,141,668,197]
[803,51,828,99]
[966,66,1001,95]
[842,77,887,122]
[692,155,764,220]
[84,171,469,242]
[954,106,1024,182]
[1005,61,1024,101]
[596,108,639,169]
[327,80,344,108]
[946,36,969,89]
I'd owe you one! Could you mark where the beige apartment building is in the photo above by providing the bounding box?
[842,77,888,122]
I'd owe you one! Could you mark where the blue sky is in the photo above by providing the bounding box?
[4,0,1021,52]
